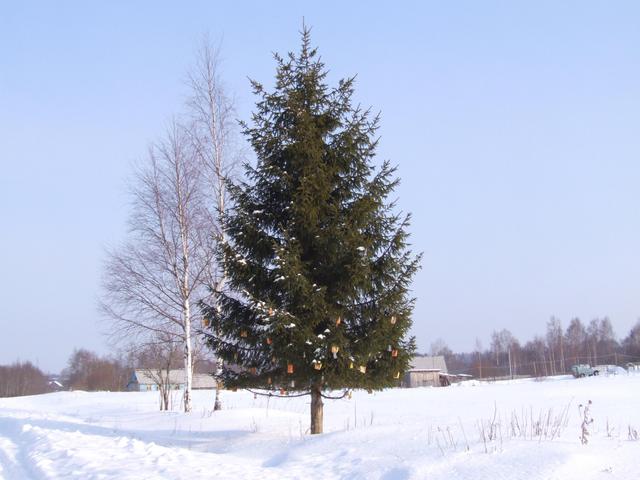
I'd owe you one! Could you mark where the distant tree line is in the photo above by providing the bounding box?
[0,350,130,398]
[60,349,130,392]
[4,316,639,396]
[429,317,640,379]
[0,361,50,397]
[0,345,220,399]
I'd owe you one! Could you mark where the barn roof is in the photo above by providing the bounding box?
[408,356,448,373]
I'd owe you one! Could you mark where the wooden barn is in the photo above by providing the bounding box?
[402,355,449,388]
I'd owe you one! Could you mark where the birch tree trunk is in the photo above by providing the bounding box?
[213,355,223,410]
[183,299,193,412]
[186,39,238,411]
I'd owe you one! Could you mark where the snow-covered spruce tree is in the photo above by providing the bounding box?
[202,29,420,434]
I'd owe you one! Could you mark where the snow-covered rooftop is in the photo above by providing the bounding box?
[408,355,447,373]
[131,369,216,389]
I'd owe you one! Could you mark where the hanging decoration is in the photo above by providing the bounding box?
[336,316,342,326]
[313,361,322,370]
[287,363,294,374]
[390,315,397,325]
[359,365,367,374]
[391,349,398,358]
[240,330,248,338]
[331,345,339,358]
[266,337,273,345]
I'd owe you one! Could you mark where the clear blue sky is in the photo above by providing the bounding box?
[2,2,639,373]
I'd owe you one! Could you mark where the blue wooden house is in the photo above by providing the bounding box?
[127,369,216,391]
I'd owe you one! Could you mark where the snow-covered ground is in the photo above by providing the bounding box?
[1,374,639,479]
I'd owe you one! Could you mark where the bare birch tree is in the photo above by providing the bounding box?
[185,39,239,411]
[101,121,216,413]
[101,40,237,413]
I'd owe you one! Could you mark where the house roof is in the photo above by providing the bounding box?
[408,355,448,373]
[192,373,216,389]
[131,369,216,389]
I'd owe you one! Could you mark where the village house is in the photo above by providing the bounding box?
[126,369,216,392]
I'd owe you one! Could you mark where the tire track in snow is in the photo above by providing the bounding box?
[0,415,45,480]
[0,436,30,480]
[0,409,284,480]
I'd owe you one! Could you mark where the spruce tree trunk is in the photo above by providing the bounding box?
[310,384,323,435]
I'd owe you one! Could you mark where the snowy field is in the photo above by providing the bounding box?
[1,375,640,479]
